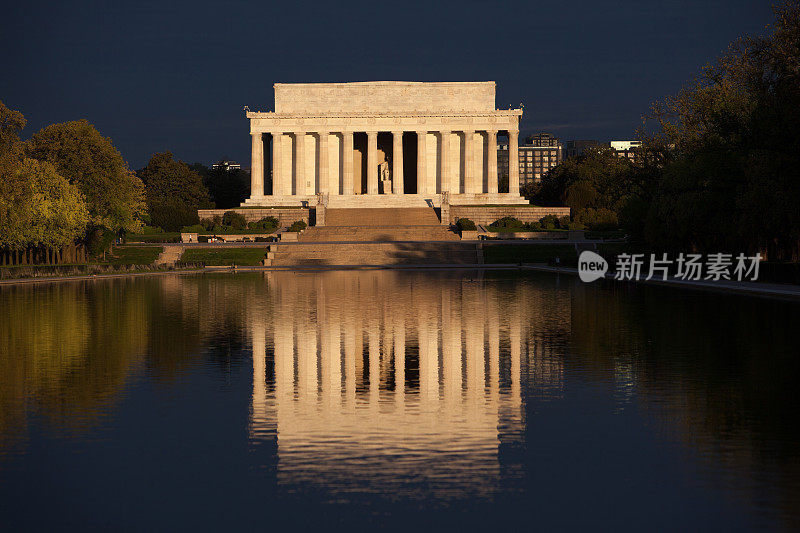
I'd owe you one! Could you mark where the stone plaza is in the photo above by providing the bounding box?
[242,81,529,208]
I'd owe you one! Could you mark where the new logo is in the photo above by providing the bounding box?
[578,251,608,282]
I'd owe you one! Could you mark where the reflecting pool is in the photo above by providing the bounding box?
[0,271,798,530]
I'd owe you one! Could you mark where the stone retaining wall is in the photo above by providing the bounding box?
[450,206,571,226]
[198,208,310,227]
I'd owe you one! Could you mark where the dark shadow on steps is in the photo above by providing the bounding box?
[385,241,479,265]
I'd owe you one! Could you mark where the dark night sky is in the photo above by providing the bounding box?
[1,0,774,169]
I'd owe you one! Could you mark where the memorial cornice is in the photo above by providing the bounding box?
[246,110,522,119]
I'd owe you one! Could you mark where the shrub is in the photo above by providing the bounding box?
[456,218,477,231]
[566,221,586,230]
[540,214,559,230]
[200,218,215,231]
[222,210,247,230]
[525,221,543,231]
[576,207,619,231]
[85,226,116,255]
[150,201,199,232]
[489,216,525,230]
[138,225,163,234]
[288,220,307,232]
[248,216,279,231]
[557,215,571,229]
[181,224,205,233]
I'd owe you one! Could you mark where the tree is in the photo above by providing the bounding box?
[637,1,800,258]
[201,159,250,208]
[531,146,638,229]
[26,120,146,235]
[138,152,213,231]
[0,158,89,249]
[0,100,26,159]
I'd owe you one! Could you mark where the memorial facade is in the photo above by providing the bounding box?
[243,81,527,207]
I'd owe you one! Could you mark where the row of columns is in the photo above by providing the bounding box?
[250,129,519,197]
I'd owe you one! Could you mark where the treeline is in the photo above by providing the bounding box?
[0,103,252,258]
[526,2,800,261]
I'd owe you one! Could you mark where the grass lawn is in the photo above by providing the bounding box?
[483,244,577,264]
[107,246,163,265]
[180,247,268,266]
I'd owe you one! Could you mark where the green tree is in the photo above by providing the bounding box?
[201,160,250,208]
[0,158,89,249]
[138,152,213,231]
[637,2,800,258]
[26,120,146,235]
[531,146,637,229]
[0,100,26,159]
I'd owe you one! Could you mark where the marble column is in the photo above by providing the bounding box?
[417,131,427,194]
[319,131,330,194]
[464,130,475,194]
[250,132,264,198]
[440,131,451,193]
[487,130,498,194]
[295,132,306,195]
[343,131,354,195]
[509,130,520,195]
[272,133,283,196]
[392,131,403,195]
[367,132,378,195]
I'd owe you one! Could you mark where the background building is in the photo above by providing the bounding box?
[564,139,600,159]
[498,132,563,187]
[212,160,242,171]
[609,140,641,160]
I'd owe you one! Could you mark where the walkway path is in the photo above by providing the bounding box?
[3,260,798,300]
[519,263,800,299]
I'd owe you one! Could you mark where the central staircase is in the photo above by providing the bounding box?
[325,207,440,226]
[265,207,479,266]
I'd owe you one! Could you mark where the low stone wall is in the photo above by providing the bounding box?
[197,208,310,227]
[450,205,571,226]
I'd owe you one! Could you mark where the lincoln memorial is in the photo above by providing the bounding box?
[242,81,528,207]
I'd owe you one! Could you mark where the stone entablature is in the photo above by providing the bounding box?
[273,81,497,114]
[247,111,521,134]
[243,81,524,207]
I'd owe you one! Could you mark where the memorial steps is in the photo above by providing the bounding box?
[324,195,437,209]
[265,206,474,266]
[299,227,460,242]
[324,207,441,226]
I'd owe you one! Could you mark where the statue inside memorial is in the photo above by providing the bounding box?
[379,159,392,194]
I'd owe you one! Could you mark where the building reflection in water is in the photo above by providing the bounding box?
[248,271,569,501]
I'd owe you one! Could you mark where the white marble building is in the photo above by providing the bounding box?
[243,81,527,207]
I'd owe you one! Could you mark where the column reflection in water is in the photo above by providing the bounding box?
[248,271,568,501]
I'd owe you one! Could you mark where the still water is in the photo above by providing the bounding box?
[0,270,798,530]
